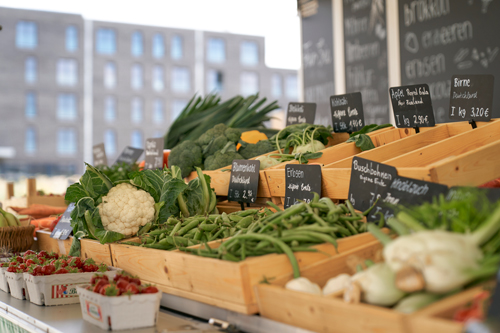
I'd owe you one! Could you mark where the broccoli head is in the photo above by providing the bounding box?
[168,140,203,178]
[204,142,243,170]
[197,123,242,158]
[238,140,275,159]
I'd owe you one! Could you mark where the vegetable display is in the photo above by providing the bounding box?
[180,196,368,278]
[164,93,279,149]
[64,163,217,255]
[345,123,392,152]
[96,162,139,182]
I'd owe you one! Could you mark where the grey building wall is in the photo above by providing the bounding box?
[0,6,298,176]
[0,7,84,175]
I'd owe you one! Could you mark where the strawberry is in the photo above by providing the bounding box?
[82,259,98,272]
[140,285,158,294]
[29,265,43,276]
[113,273,131,283]
[1,263,9,267]
[37,251,48,259]
[15,256,23,263]
[97,263,108,272]
[54,268,68,274]
[41,264,56,276]
[130,277,141,286]
[90,274,108,285]
[23,250,36,258]
[116,279,129,293]
[7,266,18,273]
[125,283,140,294]
[93,280,109,294]
[47,252,59,260]
[8,262,17,267]
[69,257,83,268]
[100,284,121,296]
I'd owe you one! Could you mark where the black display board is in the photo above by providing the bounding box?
[367,176,448,222]
[449,74,494,121]
[284,164,322,209]
[144,138,164,170]
[330,92,365,132]
[399,0,500,122]
[50,203,75,240]
[114,146,144,165]
[389,84,435,127]
[343,0,389,124]
[348,157,398,213]
[446,186,500,203]
[301,0,335,125]
[93,143,107,167]
[286,102,317,126]
[228,160,260,204]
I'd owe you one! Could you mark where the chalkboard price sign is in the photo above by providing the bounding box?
[330,92,365,133]
[144,138,164,170]
[348,157,398,213]
[50,203,75,240]
[367,176,448,223]
[228,160,260,204]
[93,143,107,167]
[284,164,322,209]
[449,75,494,122]
[389,84,436,128]
[286,102,317,126]
[114,146,144,166]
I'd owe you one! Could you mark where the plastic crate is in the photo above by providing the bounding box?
[77,285,161,330]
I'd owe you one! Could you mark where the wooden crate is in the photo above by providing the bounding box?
[321,120,500,199]
[26,179,67,207]
[407,283,496,333]
[186,132,350,199]
[265,126,420,202]
[80,238,113,266]
[110,231,381,314]
[35,230,72,255]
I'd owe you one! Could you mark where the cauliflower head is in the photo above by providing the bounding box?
[98,183,155,236]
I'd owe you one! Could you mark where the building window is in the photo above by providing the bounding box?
[57,128,77,155]
[207,69,223,93]
[96,28,116,55]
[271,74,283,98]
[153,99,164,124]
[285,75,298,99]
[16,21,37,49]
[153,130,163,138]
[207,38,226,63]
[131,97,143,123]
[240,71,259,96]
[57,94,77,120]
[131,64,143,90]
[25,92,37,118]
[171,35,183,60]
[240,41,258,66]
[104,62,117,89]
[104,129,117,155]
[171,67,190,93]
[172,99,187,121]
[104,96,116,122]
[57,58,78,86]
[25,127,37,154]
[153,65,164,91]
[66,25,78,52]
[152,33,164,58]
[25,57,37,83]
[131,31,143,57]
[131,130,143,148]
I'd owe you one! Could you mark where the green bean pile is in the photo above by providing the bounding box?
[179,195,368,278]
[120,209,268,250]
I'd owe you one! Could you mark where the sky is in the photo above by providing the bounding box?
[0,0,302,69]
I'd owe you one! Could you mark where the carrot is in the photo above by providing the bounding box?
[31,217,58,229]
[18,204,67,219]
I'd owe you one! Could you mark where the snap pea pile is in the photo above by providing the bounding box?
[120,209,267,250]
[179,195,369,278]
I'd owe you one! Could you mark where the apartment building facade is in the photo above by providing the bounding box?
[0,7,298,175]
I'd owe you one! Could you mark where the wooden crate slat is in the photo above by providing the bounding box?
[80,238,113,266]
[428,138,500,185]
[36,230,72,255]
[383,120,500,168]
